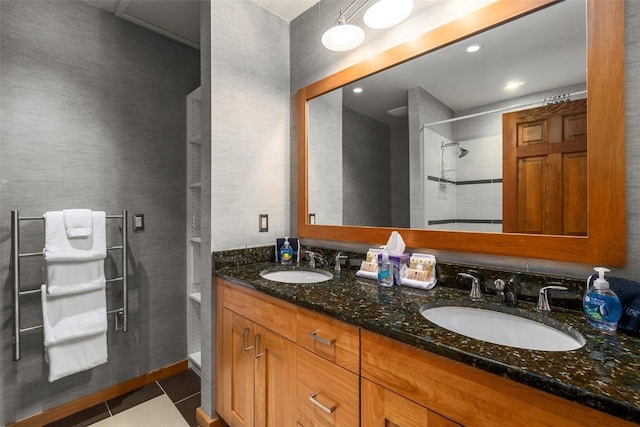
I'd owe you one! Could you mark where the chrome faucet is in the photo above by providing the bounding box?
[494,278,518,307]
[459,272,483,301]
[536,285,568,312]
[306,251,327,268]
[334,252,348,273]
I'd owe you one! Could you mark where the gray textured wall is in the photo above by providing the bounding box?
[390,123,410,228]
[0,1,200,423]
[291,0,640,279]
[342,107,391,226]
[209,0,290,251]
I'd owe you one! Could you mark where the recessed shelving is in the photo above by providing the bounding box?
[187,86,203,376]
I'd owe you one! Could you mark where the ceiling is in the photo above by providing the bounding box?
[341,0,586,124]
[83,0,318,49]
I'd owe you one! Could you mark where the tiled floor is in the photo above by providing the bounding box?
[44,369,201,427]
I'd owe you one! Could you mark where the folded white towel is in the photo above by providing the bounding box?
[44,211,106,262]
[45,332,107,382]
[46,260,106,296]
[41,285,108,381]
[41,285,107,346]
[401,277,437,290]
[63,209,93,238]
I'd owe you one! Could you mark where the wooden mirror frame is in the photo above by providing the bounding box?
[297,0,625,266]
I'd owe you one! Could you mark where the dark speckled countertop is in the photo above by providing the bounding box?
[215,262,640,424]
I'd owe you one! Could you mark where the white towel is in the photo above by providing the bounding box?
[63,209,93,238]
[45,333,107,382]
[44,211,106,262]
[46,260,106,296]
[41,285,108,381]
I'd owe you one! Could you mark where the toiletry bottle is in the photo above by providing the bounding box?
[583,267,622,333]
[280,238,294,265]
[378,252,393,287]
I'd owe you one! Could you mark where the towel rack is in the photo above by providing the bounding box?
[10,210,129,361]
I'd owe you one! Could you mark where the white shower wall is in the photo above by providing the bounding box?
[424,130,502,232]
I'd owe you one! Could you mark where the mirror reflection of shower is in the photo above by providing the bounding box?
[423,126,503,233]
[442,141,470,159]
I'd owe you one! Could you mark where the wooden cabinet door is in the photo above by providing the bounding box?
[503,98,587,235]
[362,379,461,427]
[220,309,256,427]
[254,325,297,427]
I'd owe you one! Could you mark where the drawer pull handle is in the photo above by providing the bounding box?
[309,392,336,414]
[242,327,253,351]
[309,330,336,346]
[254,333,265,359]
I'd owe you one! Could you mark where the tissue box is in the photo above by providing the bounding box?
[388,253,410,285]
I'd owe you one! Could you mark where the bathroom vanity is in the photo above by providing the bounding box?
[213,263,640,427]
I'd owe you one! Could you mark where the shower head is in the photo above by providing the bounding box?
[441,142,470,158]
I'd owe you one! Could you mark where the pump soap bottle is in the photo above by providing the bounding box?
[583,267,622,333]
[280,238,294,265]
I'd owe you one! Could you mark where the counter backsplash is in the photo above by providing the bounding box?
[212,244,586,311]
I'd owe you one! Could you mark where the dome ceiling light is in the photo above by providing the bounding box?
[321,0,415,52]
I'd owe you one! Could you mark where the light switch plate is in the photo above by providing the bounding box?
[133,214,144,231]
[259,214,268,232]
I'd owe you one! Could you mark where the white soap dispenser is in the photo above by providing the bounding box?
[583,267,622,333]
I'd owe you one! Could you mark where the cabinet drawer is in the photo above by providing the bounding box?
[296,307,360,374]
[297,347,359,427]
[219,278,297,342]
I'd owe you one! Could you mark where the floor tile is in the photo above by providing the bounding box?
[175,393,201,427]
[45,402,110,427]
[109,394,189,427]
[106,383,163,416]
[158,369,201,403]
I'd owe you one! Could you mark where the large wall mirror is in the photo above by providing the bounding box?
[297,0,625,265]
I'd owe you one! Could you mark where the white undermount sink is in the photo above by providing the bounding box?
[420,305,585,352]
[260,268,333,284]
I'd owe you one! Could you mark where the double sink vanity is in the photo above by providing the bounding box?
[213,251,640,427]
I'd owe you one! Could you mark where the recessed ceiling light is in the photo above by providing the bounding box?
[466,43,482,53]
[504,81,524,90]
[353,87,363,94]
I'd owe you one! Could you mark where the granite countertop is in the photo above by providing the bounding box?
[215,262,640,423]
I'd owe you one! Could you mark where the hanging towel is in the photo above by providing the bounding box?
[44,211,106,262]
[588,274,640,336]
[41,285,108,382]
[63,209,93,238]
[46,260,106,296]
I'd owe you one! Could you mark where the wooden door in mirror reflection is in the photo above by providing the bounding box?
[503,99,587,236]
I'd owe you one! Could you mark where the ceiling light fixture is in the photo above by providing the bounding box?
[466,43,482,53]
[321,0,414,52]
[504,81,524,90]
[353,87,364,93]
[363,0,414,29]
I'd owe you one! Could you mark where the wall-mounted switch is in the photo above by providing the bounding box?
[259,214,268,232]
[309,213,316,225]
[133,214,144,231]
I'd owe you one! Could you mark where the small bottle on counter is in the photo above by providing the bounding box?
[377,252,393,287]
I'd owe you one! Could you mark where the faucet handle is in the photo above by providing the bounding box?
[334,252,348,272]
[459,272,481,301]
[536,285,568,312]
[306,251,316,268]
